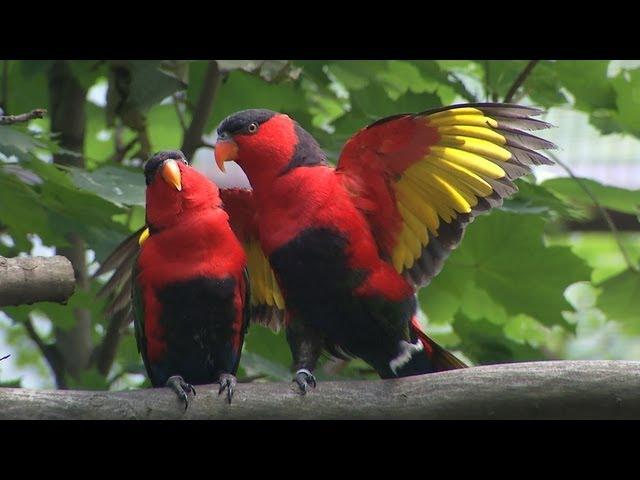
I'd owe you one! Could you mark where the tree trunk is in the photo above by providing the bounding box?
[47,61,91,384]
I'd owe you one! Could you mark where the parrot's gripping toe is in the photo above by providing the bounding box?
[293,369,317,395]
[166,375,196,411]
[218,373,237,404]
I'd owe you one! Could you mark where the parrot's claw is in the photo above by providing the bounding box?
[218,373,237,404]
[294,369,317,395]
[166,375,196,411]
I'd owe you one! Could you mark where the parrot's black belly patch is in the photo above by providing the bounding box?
[151,276,238,386]
[269,227,414,372]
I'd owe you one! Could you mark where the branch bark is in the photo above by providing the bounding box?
[2,361,640,419]
[0,108,46,125]
[0,255,75,307]
[181,61,221,160]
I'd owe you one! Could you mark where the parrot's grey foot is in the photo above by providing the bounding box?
[218,373,237,404]
[293,368,317,395]
[166,375,196,411]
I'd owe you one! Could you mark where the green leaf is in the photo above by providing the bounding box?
[611,67,640,137]
[68,368,110,390]
[466,212,591,325]
[6,61,50,116]
[349,83,440,121]
[325,61,387,91]
[453,313,547,364]
[419,259,474,325]
[217,60,301,83]
[69,60,106,90]
[206,70,307,132]
[239,352,291,382]
[526,61,569,107]
[0,378,22,388]
[565,281,600,311]
[243,325,291,368]
[147,103,184,153]
[69,164,145,206]
[542,177,640,215]
[555,60,616,111]
[597,269,640,333]
[0,126,42,153]
[0,170,66,247]
[504,314,549,347]
[502,180,583,218]
[84,102,121,167]
[460,283,509,325]
[422,211,591,328]
[127,61,185,112]
[415,60,478,103]
[476,60,568,106]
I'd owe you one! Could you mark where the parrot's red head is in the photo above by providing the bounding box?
[214,109,327,189]
[144,150,221,230]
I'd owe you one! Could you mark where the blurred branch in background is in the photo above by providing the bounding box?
[21,317,67,388]
[0,108,46,125]
[181,60,220,160]
[504,60,539,103]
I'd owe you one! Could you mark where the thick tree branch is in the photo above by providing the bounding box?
[504,60,540,103]
[181,61,221,160]
[0,255,76,307]
[0,108,46,125]
[2,361,640,419]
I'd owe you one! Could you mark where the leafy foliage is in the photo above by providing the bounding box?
[0,59,639,390]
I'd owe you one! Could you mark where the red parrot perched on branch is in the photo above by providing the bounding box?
[98,151,250,407]
[213,104,555,392]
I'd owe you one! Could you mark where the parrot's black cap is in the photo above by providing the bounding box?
[144,150,188,185]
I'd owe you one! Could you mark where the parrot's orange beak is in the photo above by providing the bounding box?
[214,139,238,173]
[161,159,182,191]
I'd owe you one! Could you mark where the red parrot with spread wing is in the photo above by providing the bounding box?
[213,104,555,392]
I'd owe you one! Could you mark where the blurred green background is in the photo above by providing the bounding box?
[0,60,639,390]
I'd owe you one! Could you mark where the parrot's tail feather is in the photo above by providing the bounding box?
[391,316,467,376]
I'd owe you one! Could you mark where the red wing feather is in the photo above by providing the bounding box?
[336,103,555,288]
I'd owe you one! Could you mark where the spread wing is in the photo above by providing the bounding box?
[336,103,555,288]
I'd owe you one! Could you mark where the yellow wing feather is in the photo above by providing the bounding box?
[245,240,285,317]
[389,105,552,277]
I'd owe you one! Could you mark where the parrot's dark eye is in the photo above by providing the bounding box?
[247,122,258,134]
